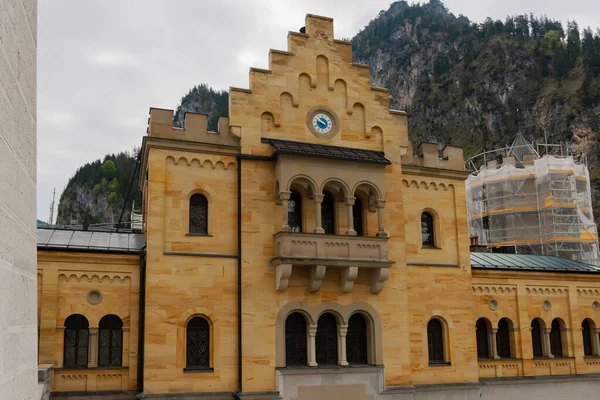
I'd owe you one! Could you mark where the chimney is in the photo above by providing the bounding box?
[469,236,488,252]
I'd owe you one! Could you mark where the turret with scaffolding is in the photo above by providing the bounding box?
[465,133,600,265]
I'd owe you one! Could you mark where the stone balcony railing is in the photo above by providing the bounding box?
[270,232,394,293]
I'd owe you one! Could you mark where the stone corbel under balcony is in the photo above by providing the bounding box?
[271,232,394,293]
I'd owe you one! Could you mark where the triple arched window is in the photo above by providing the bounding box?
[421,212,435,247]
[186,317,211,369]
[63,314,89,367]
[189,194,208,234]
[284,311,370,367]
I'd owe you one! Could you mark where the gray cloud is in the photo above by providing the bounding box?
[37,0,599,222]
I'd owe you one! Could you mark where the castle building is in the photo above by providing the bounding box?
[37,15,600,400]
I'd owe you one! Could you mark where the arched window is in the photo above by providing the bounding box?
[321,191,335,235]
[186,317,210,369]
[497,318,512,358]
[285,312,307,366]
[63,314,89,367]
[550,319,563,358]
[582,319,594,357]
[288,190,303,233]
[352,196,364,236]
[347,314,368,365]
[531,319,543,358]
[475,318,490,359]
[421,212,435,247]
[189,194,208,234]
[316,313,338,365]
[427,318,445,364]
[98,315,123,367]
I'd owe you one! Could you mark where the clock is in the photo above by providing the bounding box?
[312,113,333,134]
[306,106,339,139]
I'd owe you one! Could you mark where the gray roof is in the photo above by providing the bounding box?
[262,138,391,165]
[471,252,600,273]
[507,133,536,166]
[37,228,145,253]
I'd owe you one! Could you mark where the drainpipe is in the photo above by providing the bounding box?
[137,245,147,393]
[233,157,242,400]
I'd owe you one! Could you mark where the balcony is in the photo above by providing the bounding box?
[271,232,393,293]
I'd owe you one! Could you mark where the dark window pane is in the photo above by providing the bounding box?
[497,318,512,358]
[347,314,368,365]
[288,190,303,233]
[353,197,364,236]
[63,314,89,367]
[476,319,489,359]
[285,312,307,366]
[190,194,208,234]
[550,319,563,358]
[531,319,543,358]
[187,317,210,368]
[321,191,335,235]
[98,315,123,367]
[583,320,593,357]
[421,213,434,247]
[427,319,444,363]
[316,313,338,365]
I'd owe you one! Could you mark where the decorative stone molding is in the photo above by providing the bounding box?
[593,301,600,311]
[488,299,499,311]
[401,179,453,191]
[542,300,552,311]
[578,288,600,296]
[59,271,130,284]
[60,374,86,380]
[165,155,237,170]
[271,232,393,293]
[473,285,517,295]
[526,287,568,296]
[97,373,122,380]
[86,290,103,305]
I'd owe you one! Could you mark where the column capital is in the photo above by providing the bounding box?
[545,328,553,334]
[89,327,99,333]
[279,191,292,201]
[308,326,318,336]
[344,197,356,206]
[314,194,324,203]
[492,327,499,334]
[375,199,386,209]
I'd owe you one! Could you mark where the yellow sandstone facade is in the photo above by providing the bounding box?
[37,14,600,400]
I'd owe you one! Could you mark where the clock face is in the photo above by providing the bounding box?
[312,113,333,134]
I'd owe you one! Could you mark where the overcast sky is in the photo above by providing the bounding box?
[37,0,600,222]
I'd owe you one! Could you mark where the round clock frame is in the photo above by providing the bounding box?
[306,106,339,139]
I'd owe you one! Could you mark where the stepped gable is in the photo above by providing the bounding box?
[228,14,409,164]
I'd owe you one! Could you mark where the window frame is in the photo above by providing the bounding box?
[189,193,209,236]
[315,312,339,365]
[582,319,594,357]
[421,211,436,248]
[285,312,308,367]
[98,314,123,368]
[427,318,448,365]
[550,318,564,358]
[321,190,336,235]
[288,189,303,233]
[496,318,513,359]
[347,313,369,365]
[531,318,544,358]
[185,316,212,372]
[475,318,490,360]
[63,314,89,368]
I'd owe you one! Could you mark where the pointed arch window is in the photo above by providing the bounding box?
[427,318,445,364]
[316,313,338,365]
[421,212,435,247]
[63,314,89,367]
[531,319,543,358]
[321,191,335,235]
[186,317,210,369]
[288,190,303,233]
[189,194,208,234]
[347,314,368,365]
[285,312,307,366]
[497,318,512,358]
[550,319,563,358]
[582,319,594,357]
[475,318,490,359]
[98,315,123,367]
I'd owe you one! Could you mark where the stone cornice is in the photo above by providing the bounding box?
[402,164,470,180]
[37,250,139,265]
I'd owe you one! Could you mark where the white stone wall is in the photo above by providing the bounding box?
[0,0,38,399]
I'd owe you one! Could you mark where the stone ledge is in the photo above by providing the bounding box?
[277,365,383,376]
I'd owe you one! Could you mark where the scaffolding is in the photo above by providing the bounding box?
[465,134,600,265]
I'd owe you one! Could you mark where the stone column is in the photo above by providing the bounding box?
[280,191,291,232]
[314,194,325,234]
[88,327,99,367]
[544,328,554,358]
[375,200,387,237]
[490,328,500,359]
[308,326,318,367]
[339,325,349,366]
[594,328,600,357]
[345,197,356,235]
